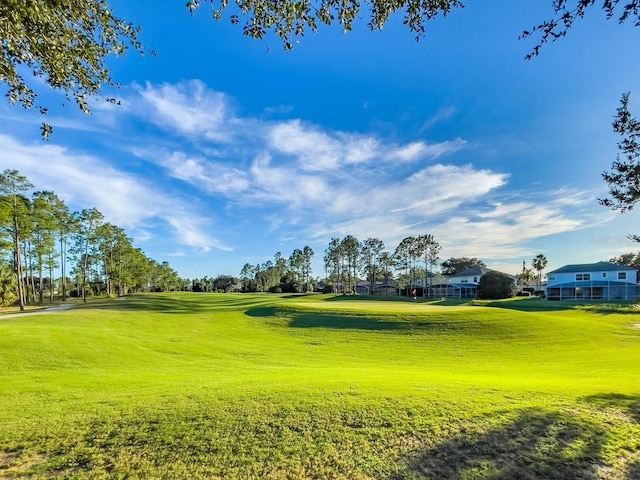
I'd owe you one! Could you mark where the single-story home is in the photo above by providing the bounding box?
[374,278,399,296]
[355,280,371,295]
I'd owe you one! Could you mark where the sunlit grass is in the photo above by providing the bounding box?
[1,293,639,478]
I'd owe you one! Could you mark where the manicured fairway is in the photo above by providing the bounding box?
[1,293,639,478]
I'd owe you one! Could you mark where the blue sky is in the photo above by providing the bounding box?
[2,1,640,279]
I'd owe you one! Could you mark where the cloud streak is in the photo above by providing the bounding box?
[121,80,608,262]
[135,80,235,142]
[1,79,617,276]
[0,134,229,252]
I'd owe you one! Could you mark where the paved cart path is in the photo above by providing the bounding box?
[0,304,74,320]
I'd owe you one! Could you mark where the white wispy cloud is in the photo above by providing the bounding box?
[431,190,600,259]
[267,120,381,171]
[0,134,228,252]
[117,80,608,264]
[386,138,466,162]
[420,106,457,132]
[268,121,466,169]
[132,81,467,171]
[249,152,331,206]
[155,150,250,195]
[7,79,613,274]
[387,164,508,214]
[135,80,235,142]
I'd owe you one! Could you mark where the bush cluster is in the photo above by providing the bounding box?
[477,271,517,300]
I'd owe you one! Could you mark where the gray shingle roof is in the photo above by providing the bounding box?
[449,266,490,277]
[548,261,637,274]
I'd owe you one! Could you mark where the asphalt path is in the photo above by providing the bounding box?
[0,304,74,320]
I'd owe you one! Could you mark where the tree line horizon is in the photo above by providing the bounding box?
[194,248,640,296]
[0,169,183,310]
[3,167,640,307]
[230,237,554,295]
[3,2,640,300]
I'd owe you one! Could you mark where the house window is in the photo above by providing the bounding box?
[576,273,591,281]
[548,274,556,281]
[460,279,468,283]
[602,272,607,278]
[618,272,627,280]
[473,277,478,283]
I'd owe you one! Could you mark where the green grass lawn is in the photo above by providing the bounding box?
[1,293,639,479]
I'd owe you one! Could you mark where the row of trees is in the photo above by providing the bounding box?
[609,251,640,269]
[233,235,444,295]
[234,235,553,297]
[323,234,442,294]
[0,170,182,309]
[515,254,549,292]
[238,247,315,293]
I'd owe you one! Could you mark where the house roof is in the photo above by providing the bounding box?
[450,266,490,277]
[450,266,514,278]
[548,261,637,274]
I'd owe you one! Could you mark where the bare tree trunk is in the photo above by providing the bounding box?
[82,241,89,303]
[38,257,44,304]
[48,260,54,303]
[14,240,25,311]
[60,237,67,301]
[23,240,36,304]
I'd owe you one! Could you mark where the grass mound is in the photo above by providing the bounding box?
[0,293,639,478]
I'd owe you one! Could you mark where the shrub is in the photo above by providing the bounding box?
[477,271,517,300]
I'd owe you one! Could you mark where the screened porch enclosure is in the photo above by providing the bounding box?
[546,281,639,301]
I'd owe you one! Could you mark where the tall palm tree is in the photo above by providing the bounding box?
[517,267,535,292]
[532,254,549,291]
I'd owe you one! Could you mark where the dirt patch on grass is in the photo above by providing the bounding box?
[0,451,47,476]
[0,451,85,479]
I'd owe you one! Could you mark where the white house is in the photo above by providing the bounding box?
[449,266,489,285]
[425,266,515,298]
[545,262,639,301]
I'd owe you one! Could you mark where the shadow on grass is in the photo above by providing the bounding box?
[627,460,640,480]
[582,393,640,423]
[399,408,608,480]
[477,298,640,314]
[245,306,500,334]
[318,295,472,307]
[478,298,577,312]
[246,306,411,330]
[279,293,320,299]
[84,293,277,314]
[289,312,413,331]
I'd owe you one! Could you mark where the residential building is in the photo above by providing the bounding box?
[374,278,399,296]
[545,262,639,301]
[426,266,515,298]
[355,280,371,295]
